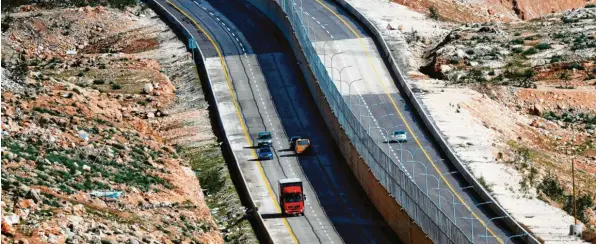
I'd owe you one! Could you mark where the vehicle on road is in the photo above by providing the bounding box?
[257,131,272,147]
[391,130,408,143]
[289,136,311,154]
[279,178,305,216]
[257,146,273,160]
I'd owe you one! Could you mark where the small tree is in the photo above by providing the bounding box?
[428,7,440,20]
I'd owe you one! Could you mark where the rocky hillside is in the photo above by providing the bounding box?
[391,0,591,22]
[1,5,254,244]
[421,5,596,236]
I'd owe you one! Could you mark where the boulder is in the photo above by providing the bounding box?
[530,104,544,116]
[82,165,91,171]
[18,199,35,209]
[1,221,15,236]
[28,188,42,203]
[142,83,154,94]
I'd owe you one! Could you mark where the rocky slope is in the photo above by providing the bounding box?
[1,5,254,244]
[417,6,596,242]
[392,0,590,22]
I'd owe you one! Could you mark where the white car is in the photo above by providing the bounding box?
[391,130,408,143]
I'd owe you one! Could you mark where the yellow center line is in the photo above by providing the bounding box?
[166,1,299,243]
[312,0,503,243]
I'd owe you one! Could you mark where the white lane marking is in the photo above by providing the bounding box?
[210,6,333,241]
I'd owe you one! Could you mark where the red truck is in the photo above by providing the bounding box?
[278,178,305,216]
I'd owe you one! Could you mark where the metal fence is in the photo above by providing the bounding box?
[278,0,473,243]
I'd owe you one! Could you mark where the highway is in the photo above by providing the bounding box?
[155,0,400,243]
[286,0,521,243]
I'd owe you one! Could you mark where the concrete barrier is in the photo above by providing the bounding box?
[243,0,435,242]
[328,0,540,243]
[145,1,274,242]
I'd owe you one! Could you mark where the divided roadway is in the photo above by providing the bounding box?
[156,0,400,243]
[286,0,520,243]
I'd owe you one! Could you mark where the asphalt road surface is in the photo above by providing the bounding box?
[285,0,523,243]
[157,0,400,243]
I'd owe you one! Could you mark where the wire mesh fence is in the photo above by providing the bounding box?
[279,0,474,243]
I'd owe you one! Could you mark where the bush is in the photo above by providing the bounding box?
[562,17,579,23]
[550,55,562,63]
[512,47,524,53]
[563,194,594,223]
[199,167,226,195]
[465,49,475,55]
[510,39,524,45]
[537,174,565,201]
[488,70,495,76]
[566,63,584,70]
[535,43,551,50]
[477,176,493,193]
[111,83,122,90]
[428,7,440,20]
[93,79,105,85]
[522,48,538,55]
[523,69,534,79]
[585,4,596,8]
[449,58,459,64]
[99,64,107,69]
[107,0,137,10]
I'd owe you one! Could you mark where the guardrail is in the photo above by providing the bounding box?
[329,1,540,243]
[144,1,274,243]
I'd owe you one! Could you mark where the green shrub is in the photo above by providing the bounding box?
[199,167,226,195]
[538,174,565,200]
[510,38,524,45]
[563,194,594,223]
[111,84,122,90]
[93,79,105,85]
[449,58,459,64]
[107,0,137,10]
[466,49,475,55]
[585,4,596,8]
[512,47,524,53]
[488,70,495,76]
[550,55,562,63]
[99,64,107,69]
[522,48,538,55]
[428,7,440,20]
[477,176,493,193]
[535,43,551,50]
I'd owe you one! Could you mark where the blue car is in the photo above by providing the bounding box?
[257,146,274,160]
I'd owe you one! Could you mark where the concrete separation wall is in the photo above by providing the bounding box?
[328,0,540,243]
[243,0,433,243]
[145,1,274,243]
